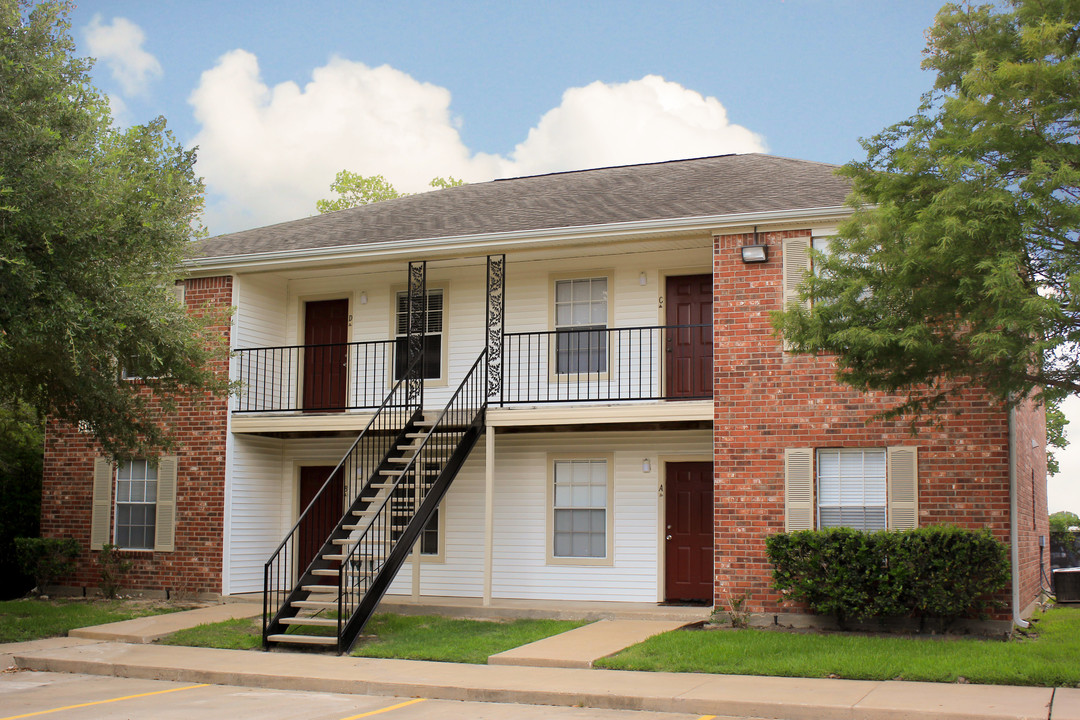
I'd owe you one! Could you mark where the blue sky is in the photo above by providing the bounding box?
[66,0,1079,512]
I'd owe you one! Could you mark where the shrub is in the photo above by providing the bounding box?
[14,537,80,593]
[97,544,132,599]
[766,526,1008,629]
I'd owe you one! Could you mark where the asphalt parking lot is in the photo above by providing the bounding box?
[0,671,739,720]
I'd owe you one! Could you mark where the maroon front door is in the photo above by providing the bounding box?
[665,275,713,398]
[298,465,344,584]
[303,299,349,412]
[664,461,714,602]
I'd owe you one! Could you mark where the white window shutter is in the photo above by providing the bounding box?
[784,448,814,531]
[90,457,113,549]
[887,447,918,530]
[154,455,178,552]
[782,236,812,311]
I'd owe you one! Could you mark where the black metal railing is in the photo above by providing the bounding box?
[335,348,488,651]
[500,324,711,404]
[261,353,423,644]
[234,339,395,413]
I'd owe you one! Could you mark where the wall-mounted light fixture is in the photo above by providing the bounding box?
[741,245,768,263]
[642,458,652,473]
[360,292,368,305]
[741,225,768,263]
[639,271,647,286]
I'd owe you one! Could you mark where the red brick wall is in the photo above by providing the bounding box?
[713,230,1041,619]
[40,275,233,595]
[1013,395,1050,613]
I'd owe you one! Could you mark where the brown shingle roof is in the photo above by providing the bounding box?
[191,154,849,260]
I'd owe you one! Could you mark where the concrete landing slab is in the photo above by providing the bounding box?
[1052,688,1080,720]
[68,602,261,643]
[488,619,688,668]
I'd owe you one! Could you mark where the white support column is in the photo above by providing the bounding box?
[412,549,420,602]
[483,427,495,606]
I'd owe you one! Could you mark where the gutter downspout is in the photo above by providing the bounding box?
[1009,406,1029,628]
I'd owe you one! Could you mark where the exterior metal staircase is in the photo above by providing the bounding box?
[262,349,488,653]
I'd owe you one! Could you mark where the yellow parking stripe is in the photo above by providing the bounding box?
[339,697,427,719]
[0,683,210,720]
[697,716,717,720]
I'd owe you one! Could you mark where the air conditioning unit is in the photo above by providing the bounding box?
[1054,568,1080,603]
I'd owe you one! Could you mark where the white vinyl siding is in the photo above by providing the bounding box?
[817,449,887,531]
[384,429,710,602]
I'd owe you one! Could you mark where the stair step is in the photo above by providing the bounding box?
[300,584,339,593]
[322,554,348,561]
[267,633,337,646]
[291,600,338,610]
[280,617,338,626]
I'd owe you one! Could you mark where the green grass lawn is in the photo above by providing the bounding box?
[596,606,1080,687]
[351,614,585,664]
[0,598,181,643]
[159,617,263,650]
[159,612,584,664]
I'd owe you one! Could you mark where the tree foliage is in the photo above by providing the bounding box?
[774,0,1078,458]
[0,401,43,598]
[316,170,465,213]
[0,0,227,457]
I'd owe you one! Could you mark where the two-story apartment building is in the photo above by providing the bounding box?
[41,154,1048,651]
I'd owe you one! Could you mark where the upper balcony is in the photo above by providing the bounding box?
[230,324,712,434]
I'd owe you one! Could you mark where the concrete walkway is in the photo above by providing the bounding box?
[68,602,262,643]
[489,619,689,668]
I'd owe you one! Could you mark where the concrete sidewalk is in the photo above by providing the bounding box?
[5,638,1079,720]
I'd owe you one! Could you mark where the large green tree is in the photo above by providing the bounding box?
[316,171,464,213]
[775,0,1077,466]
[0,1,226,458]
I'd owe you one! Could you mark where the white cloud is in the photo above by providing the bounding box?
[188,52,766,234]
[84,15,163,96]
[499,75,765,177]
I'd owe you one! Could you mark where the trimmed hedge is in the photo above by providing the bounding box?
[765,526,1009,628]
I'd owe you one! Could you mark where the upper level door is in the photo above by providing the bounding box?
[303,299,349,412]
[665,274,713,399]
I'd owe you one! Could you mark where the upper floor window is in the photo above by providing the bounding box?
[394,289,444,381]
[554,277,608,374]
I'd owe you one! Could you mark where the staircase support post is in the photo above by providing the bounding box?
[485,254,505,404]
[407,261,427,406]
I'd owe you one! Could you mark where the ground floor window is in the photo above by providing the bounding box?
[551,457,609,560]
[115,459,157,549]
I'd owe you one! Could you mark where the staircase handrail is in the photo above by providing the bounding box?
[262,353,424,643]
[334,348,488,647]
[264,353,424,563]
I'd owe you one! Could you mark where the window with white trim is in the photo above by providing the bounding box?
[552,458,608,558]
[554,277,608,374]
[419,508,439,556]
[817,448,886,531]
[394,289,444,380]
[115,459,157,549]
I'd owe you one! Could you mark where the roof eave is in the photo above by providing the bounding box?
[182,205,850,273]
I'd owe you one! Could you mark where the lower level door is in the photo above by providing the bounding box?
[664,461,714,602]
[298,465,344,585]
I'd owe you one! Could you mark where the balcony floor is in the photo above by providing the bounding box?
[229,399,713,436]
